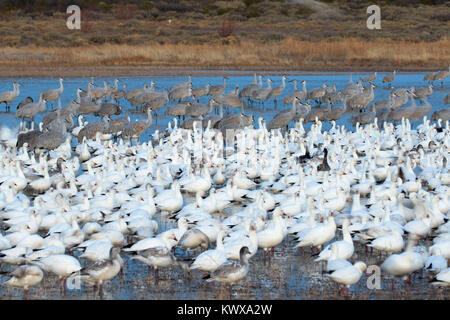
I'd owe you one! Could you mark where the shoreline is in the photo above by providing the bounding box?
[0,65,443,79]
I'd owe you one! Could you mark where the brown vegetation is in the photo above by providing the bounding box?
[0,1,448,76]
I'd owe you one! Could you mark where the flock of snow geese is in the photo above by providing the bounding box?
[0,70,449,299]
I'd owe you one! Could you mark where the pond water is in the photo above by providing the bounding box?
[0,72,448,300]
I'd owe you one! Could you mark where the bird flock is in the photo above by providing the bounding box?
[0,70,448,299]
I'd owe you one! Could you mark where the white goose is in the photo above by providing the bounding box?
[190,230,228,273]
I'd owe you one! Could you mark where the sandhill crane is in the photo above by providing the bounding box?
[363,72,377,83]
[169,85,192,102]
[433,66,449,87]
[424,72,436,83]
[213,85,241,109]
[388,91,416,122]
[16,94,47,123]
[31,118,68,150]
[192,84,210,102]
[125,83,151,102]
[111,84,127,103]
[170,75,192,93]
[40,78,64,110]
[77,99,102,115]
[283,80,307,106]
[252,78,272,105]
[390,90,409,110]
[239,73,259,101]
[94,102,122,117]
[103,112,130,140]
[307,84,327,105]
[323,91,344,105]
[0,82,21,112]
[409,97,432,120]
[208,76,228,96]
[105,79,120,99]
[413,84,433,99]
[143,90,169,114]
[16,122,43,148]
[90,81,108,100]
[347,83,375,112]
[382,70,396,87]
[431,108,450,121]
[202,102,223,128]
[76,88,92,105]
[43,99,78,131]
[78,117,110,141]
[343,78,363,98]
[213,105,253,129]
[185,99,213,118]
[322,97,347,121]
[351,102,376,125]
[122,108,153,143]
[267,97,300,131]
[130,81,157,107]
[267,75,287,106]
[16,96,33,112]
[165,101,191,121]
[239,74,262,103]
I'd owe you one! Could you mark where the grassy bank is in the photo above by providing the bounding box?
[0,38,448,77]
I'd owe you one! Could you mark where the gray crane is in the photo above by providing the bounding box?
[16,94,47,123]
[16,96,33,112]
[239,74,261,102]
[267,75,287,106]
[0,82,21,112]
[31,119,68,150]
[363,72,377,83]
[413,84,433,99]
[165,101,191,121]
[208,76,228,96]
[382,70,396,88]
[40,78,64,110]
[431,108,450,121]
[283,80,307,106]
[307,84,327,105]
[122,108,153,143]
[192,84,210,102]
[433,66,449,87]
[169,85,192,102]
[251,78,272,105]
[170,75,192,93]
[125,83,151,102]
[111,84,127,103]
[143,90,169,114]
[266,97,302,131]
[77,117,110,141]
[94,102,122,117]
[185,99,213,118]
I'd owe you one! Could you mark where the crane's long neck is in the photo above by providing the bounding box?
[59,79,64,93]
[282,77,286,89]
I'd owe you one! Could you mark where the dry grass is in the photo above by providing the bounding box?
[0,38,448,77]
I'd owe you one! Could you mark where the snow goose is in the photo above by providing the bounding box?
[190,230,228,273]
[35,254,81,292]
[79,247,122,293]
[3,265,44,294]
[123,231,178,252]
[224,226,258,260]
[155,182,183,214]
[425,254,448,274]
[381,242,426,288]
[256,208,284,257]
[177,228,210,255]
[204,246,251,287]
[79,240,113,262]
[430,268,450,287]
[326,261,367,296]
[314,219,354,262]
[131,246,184,281]
[367,231,404,254]
[294,212,337,253]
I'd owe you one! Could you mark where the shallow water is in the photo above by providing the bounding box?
[0,72,449,300]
